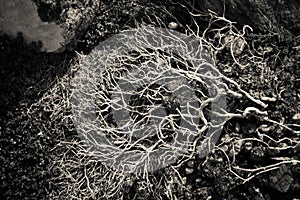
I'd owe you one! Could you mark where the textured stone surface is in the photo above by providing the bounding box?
[0,0,101,52]
[0,0,65,52]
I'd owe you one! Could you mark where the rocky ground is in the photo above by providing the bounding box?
[0,0,299,199]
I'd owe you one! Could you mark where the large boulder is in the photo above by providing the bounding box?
[0,0,100,52]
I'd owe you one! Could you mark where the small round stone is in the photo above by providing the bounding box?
[168,22,178,29]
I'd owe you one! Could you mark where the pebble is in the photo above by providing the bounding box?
[168,22,178,29]
[292,113,300,120]
[185,167,194,174]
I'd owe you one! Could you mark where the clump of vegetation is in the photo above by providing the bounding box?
[0,1,299,199]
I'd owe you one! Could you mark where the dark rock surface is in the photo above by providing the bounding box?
[195,0,300,37]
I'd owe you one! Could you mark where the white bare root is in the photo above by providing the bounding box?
[22,6,299,199]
